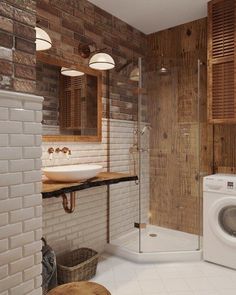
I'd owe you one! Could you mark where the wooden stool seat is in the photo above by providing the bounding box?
[47,282,111,295]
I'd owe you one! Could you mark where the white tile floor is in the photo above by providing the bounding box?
[111,225,199,252]
[91,254,236,295]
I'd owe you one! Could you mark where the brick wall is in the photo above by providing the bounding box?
[42,119,149,254]
[0,1,36,94]
[0,90,43,295]
[36,0,146,121]
[37,0,149,254]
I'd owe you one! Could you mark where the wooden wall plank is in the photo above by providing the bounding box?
[147,18,212,235]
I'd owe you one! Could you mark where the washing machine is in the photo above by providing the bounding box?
[203,174,236,269]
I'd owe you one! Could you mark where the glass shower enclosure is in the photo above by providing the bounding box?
[107,53,206,260]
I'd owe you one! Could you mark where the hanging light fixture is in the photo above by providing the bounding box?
[35,27,52,51]
[78,44,115,70]
[61,67,84,77]
[129,67,139,81]
[89,52,115,70]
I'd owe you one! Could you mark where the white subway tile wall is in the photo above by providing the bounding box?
[42,119,149,254]
[0,90,43,295]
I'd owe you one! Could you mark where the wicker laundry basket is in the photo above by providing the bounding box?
[57,248,99,284]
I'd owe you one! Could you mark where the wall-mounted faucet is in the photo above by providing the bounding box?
[47,147,72,160]
[48,147,54,160]
[141,125,152,135]
[55,147,71,159]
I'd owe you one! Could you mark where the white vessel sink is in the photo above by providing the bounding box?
[43,164,103,182]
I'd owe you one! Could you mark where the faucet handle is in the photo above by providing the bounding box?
[62,147,71,155]
[48,147,54,160]
[48,147,54,154]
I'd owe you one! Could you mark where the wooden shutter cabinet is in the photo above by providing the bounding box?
[208,0,236,123]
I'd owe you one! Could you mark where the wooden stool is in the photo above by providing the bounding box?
[47,282,111,295]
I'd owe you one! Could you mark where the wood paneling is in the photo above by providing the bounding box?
[147,18,213,235]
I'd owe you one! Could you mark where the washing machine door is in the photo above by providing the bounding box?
[209,197,236,247]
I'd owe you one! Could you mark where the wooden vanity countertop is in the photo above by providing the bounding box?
[42,172,138,198]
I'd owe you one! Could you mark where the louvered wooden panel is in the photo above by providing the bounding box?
[208,0,236,123]
[212,61,235,119]
[212,0,235,58]
[60,76,84,130]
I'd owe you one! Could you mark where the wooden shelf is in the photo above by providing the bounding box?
[42,172,138,198]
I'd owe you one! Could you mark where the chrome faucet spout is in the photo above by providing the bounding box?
[141,125,152,135]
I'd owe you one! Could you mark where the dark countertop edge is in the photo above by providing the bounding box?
[42,175,138,198]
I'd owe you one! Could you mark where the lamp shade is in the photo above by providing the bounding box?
[35,27,52,51]
[129,67,139,81]
[89,53,115,70]
[61,67,85,77]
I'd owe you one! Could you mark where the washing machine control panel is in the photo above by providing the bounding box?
[204,174,236,193]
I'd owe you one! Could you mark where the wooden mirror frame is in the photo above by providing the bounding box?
[37,52,102,142]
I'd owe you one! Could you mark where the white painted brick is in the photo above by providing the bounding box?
[0,172,22,187]
[10,279,34,295]
[24,122,42,135]
[34,252,42,264]
[0,187,8,200]
[9,159,34,172]
[24,217,42,232]
[35,111,42,123]
[10,232,34,249]
[0,90,43,293]
[0,265,8,280]
[34,182,42,194]
[28,288,42,295]
[10,109,34,122]
[0,198,22,213]
[23,264,42,281]
[23,240,42,257]
[34,158,42,169]
[0,212,8,226]
[0,97,22,108]
[35,205,42,217]
[23,194,41,208]
[23,147,42,159]
[10,183,34,197]
[0,147,22,160]
[35,135,41,146]
[35,228,42,241]
[23,170,41,183]
[9,134,34,147]
[0,272,22,292]
[0,160,8,173]
[41,119,149,258]
[0,239,8,253]
[0,121,22,134]
[0,134,8,146]
[23,101,42,111]
[10,256,34,275]
[34,275,42,288]
[0,222,22,239]
[0,108,8,120]
[0,247,22,265]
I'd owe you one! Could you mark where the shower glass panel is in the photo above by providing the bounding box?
[108,58,140,253]
[108,53,206,256]
[139,54,204,253]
